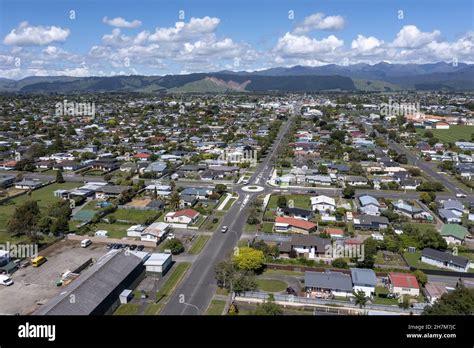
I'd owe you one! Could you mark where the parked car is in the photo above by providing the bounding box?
[137,245,145,251]
[106,243,113,249]
[286,287,297,296]
[129,244,137,251]
[166,233,175,240]
[113,244,121,249]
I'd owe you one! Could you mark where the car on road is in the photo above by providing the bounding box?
[308,190,316,194]
[286,287,297,296]
[242,179,249,185]
[456,193,467,198]
[221,226,228,233]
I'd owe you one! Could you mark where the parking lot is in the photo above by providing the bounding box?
[0,240,106,315]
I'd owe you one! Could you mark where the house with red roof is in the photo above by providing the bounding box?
[134,152,151,161]
[388,272,420,296]
[165,209,200,225]
[274,216,316,234]
[324,227,344,239]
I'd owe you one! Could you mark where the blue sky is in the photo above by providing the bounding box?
[0,0,472,78]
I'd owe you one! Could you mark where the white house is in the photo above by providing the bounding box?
[351,268,377,298]
[388,272,420,296]
[141,222,170,243]
[127,225,146,238]
[164,209,200,225]
[144,253,172,276]
[421,248,470,273]
[310,195,336,212]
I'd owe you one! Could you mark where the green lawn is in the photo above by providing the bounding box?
[403,251,444,270]
[90,222,133,239]
[263,269,304,277]
[143,303,161,315]
[0,182,79,238]
[255,279,288,292]
[113,303,140,315]
[152,262,191,315]
[206,299,226,315]
[188,235,209,255]
[244,223,258,233]
[261,222,274,233]
[267,194,311,210]
[111,208,159,224]
[404,223,438,233]
[417,125,474,143]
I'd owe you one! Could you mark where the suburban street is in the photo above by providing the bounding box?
[160,111,295,315]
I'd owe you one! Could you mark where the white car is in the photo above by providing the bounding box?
[221,226,228,233]
[456,193,467,198]
[166,233,175,240]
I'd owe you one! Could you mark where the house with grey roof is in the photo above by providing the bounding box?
[353,215,389,230]
[421,248,470,272]
[438,209,462,224]
[392,200,424,219]
[304,271,353,298]
[358,194,381,216]
[279,235,331,260]
[442,199,465,216]
[351,268,377,297]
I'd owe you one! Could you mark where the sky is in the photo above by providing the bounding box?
[0,0,472,79]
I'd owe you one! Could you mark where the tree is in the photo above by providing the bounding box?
[419,192,435,204]
[162,238,184,255]
[354,290,367,308]
[423,285,474,315]
[50,216,69,235]
[254,294,283,315]
[214,184,227,195]
[214,260,257,293]
[413,270,427,286]
[169,190,180,210]
[7,200,41,238]
[355,237,377,269]
[55,170,65,183]
[233,247,265,272]
[331,258,348,269]
[277,195,287,209]
[342,186,355,199]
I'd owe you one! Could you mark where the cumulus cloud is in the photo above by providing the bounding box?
[274,33,344,58]
[3,21,70,46]
[294,13,345,34]
[149,16,220,42]
[351,34,383,52]
[103,17,142,29]
[391,25,441,48]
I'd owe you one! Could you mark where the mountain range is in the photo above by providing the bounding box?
[0,62,472,94]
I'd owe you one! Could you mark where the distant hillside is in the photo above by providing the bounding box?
[1,62,472,94]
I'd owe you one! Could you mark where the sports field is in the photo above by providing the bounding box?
[418,125,474,143]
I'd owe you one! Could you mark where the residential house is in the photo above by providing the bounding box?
[343,175,369,187]
[15,180,43,190]
[90,159,119,172]
[274,216,317,234]
[279,207,313,221]
[95,185,130,200]
[140,222,170,243]
[353,215,389,230]
[305,271,354,298]
[440,224,469,245]
[306,174,332,186]
[392,200,424,219]
[165,209,200,225]
[0,175,15,188]
[279,235,331,259]
[324,227,344,239]
[143,161,167,175]
[388,272,420,296]
[351,268,377,298]
[358,194,381,216]
[421,248,470,272]
[310,195,336,212]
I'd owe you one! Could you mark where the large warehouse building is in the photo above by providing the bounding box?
[34,250,147,315]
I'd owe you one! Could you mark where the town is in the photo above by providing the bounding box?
[0,91,473,316]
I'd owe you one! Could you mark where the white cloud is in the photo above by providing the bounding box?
[149,16,220,42]
[3,21,70,46]
[391,25,440,48]
[351,34,383,52]
[103,17,142,28]
[274,33,344,58]
[294,13,345,34]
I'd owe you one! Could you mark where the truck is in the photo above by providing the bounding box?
[0,274,13,286]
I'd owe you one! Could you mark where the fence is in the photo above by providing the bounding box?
[237,291,423,314]
[265,263,390,277]
[66,234,157,247]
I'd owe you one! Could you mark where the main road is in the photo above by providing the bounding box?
[160,109,296,315]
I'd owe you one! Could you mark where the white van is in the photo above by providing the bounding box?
[0,274,13,286]
[81,239,92,248]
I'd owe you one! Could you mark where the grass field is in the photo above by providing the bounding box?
[256,279,288,292]
[110,208,159,224]
[267,194,311,210]
[188,235,209,255]
[113,303,140,315]
[0,182,79,237]
[152,262,191,314]
[90,222,133,239]
[417,125,474,143]
[206,299,226,315]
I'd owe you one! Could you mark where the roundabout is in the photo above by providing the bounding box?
[241,185,264,192]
